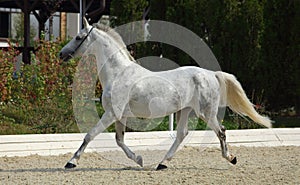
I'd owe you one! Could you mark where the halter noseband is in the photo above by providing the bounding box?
[72,26,95,55]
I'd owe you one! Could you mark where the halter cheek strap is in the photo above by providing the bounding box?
[72,26,95,55]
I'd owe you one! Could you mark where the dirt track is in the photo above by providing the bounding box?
[0,146,299,185]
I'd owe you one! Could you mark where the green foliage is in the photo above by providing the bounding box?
[111,0,300,112]
[0,42,18,103]
[258,0,300,110]
[111,0,148,25]
[0,39,79,134]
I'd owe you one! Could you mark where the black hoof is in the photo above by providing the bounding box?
[230,157,237,165]
[156,164,168,171]
[65,162,77,169]
[136,155,143,167]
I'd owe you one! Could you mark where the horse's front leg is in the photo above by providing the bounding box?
[157,108,192,170]
[115,119,143,167]
[65,111,116,168]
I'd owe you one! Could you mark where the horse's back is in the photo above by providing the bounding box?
[155,66,219,91]
[123,66,220,118]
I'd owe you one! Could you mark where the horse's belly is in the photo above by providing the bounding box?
[124,81,186,118]
[126,98,179,118]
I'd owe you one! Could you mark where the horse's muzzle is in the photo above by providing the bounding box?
[59,51,73,62]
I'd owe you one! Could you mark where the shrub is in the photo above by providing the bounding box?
[0,39,79,134]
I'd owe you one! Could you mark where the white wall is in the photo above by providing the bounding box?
[66,13,80,38]
[10,12,39,40]
[0,41,8,47]
[44,12,61,40]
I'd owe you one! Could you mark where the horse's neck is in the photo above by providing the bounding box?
[93,30,137,88]
[98,49,134,88]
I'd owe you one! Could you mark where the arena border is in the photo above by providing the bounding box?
[0,128,299,157]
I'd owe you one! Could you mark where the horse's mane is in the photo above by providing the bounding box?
[92,23,135,61]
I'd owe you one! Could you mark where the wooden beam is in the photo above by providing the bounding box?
[32,10,42,23]
[23,0,31,64]
[29,0,39,11]
[14,0,24,11]
[60,12,66,40]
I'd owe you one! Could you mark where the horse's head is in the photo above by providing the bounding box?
[59,18,94,61]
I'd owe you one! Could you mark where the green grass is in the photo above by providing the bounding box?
[0,101,79,135]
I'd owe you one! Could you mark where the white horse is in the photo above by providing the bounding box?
[59,18,271,170]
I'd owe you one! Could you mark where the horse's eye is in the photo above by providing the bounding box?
[76,35,82,40]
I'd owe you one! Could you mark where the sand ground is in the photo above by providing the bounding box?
[0,146,299,185]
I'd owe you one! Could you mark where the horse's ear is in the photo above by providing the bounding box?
[83,17,89,28]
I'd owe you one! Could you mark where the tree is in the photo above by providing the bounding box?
[110,0,300,111]
[259,0,300,110]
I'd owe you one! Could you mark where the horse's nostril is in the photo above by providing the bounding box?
[59,52,63,59]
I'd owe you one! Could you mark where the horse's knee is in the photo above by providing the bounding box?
[84,133,92,143]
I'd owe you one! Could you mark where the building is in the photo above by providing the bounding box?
[0,0,111,64]
[0,8,84,45]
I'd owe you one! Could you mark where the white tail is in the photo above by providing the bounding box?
[215,71,272,128]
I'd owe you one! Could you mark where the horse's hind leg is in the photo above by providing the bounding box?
[115,120,143,167]
[65,111,116,168]
[157,108,192,170]
[208,117,237,165]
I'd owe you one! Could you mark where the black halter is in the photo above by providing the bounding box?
[72,26,95,54]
